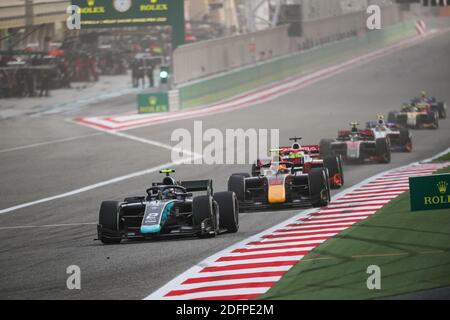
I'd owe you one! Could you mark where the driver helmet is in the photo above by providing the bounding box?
[162,188,176,199]
[278,164,289,173]
[421,90,427,98]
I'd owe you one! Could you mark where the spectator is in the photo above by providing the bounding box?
[39,69,51,97]
[147,65,154,88]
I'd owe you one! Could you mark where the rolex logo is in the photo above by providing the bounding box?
[437,181,448,194]
[87,0,95,6]
[149,96,157,106]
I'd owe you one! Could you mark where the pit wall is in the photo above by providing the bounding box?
[173,4,403,85]
[176,19,417,110]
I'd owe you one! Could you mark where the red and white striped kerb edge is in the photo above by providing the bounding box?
[416,20,427,36]
[145,162,450,300]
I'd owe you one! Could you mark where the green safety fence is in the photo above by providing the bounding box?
[177,20,416,109]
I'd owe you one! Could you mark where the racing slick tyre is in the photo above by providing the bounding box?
[193,195,217,238]
[376,138,391,164]
[319,139,334,158]
[309,168,330,207]
[432,103,447,119]
[214,192,239,233]
[387,112,397,124]
[323,156,343,189]
[228,175,246,202]
[415,115,422,129]
[399,129,412,152]
[98,201,122,244]
[251,164,260,176]
[431,112,439,129]
[231,173,250,178]
[437,102,447,119]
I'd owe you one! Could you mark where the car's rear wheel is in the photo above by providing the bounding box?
[214,192,239,233]
[323,156,343,189]
[387,111,397,124]
[319,139,334,158]
[415,115,422,129]
[399,129,412,152]
[98,201,122,244]
[432,112,439,129]
[228,175,246,202]
[193,195,217,237]
[251,163,260,176]
[309,168,330,207]
[231,172,250,178]
[438,102,447,119]
[376,138,391,163]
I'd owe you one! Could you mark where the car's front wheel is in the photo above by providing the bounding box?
[98,201,122,244]
[214,191,239,233]
[309,168,330,207]
[193,195,217,238]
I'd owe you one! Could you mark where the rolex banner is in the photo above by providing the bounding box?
[138,92,169,113]
[71,0,185,47]
[409,173,450,211]
[72,0,171,27]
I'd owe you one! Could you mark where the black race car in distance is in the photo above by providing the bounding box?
[97,170,239,244]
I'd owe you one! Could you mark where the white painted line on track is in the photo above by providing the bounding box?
[0,222,96,230]
[0,133,103,154]
[0,126,203,215]
[109,131,201,158]
[171,276,283,291]
[0,156,202,215]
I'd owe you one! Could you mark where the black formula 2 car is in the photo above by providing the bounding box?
[228,159,330,211]
[320,122,391,164]
[97,170,239,244]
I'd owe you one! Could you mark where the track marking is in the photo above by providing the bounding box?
[109,131,200,157]
[0,133,103,154]
[0,128,203,215]
[0,156,201,215]
[0,222,96,230]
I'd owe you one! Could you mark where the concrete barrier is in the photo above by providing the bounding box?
[173,4,404,85]
[176,20,417,110]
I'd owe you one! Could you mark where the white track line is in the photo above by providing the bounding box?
[173,276,283,292]
[0,222,96,230]
[109,131,201,158]
[188,266,293,278]
[0,157,201,215]
[0,130,203,215]
[0,133,103,154]
[162,287,271,300]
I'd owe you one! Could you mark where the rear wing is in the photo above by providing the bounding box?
[366,121,377,129]
[180,179,213,196]
[279,145,319,154]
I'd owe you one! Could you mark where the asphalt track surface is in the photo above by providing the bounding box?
[0,32,449,300]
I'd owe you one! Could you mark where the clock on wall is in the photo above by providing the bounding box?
[113,0,132,13]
